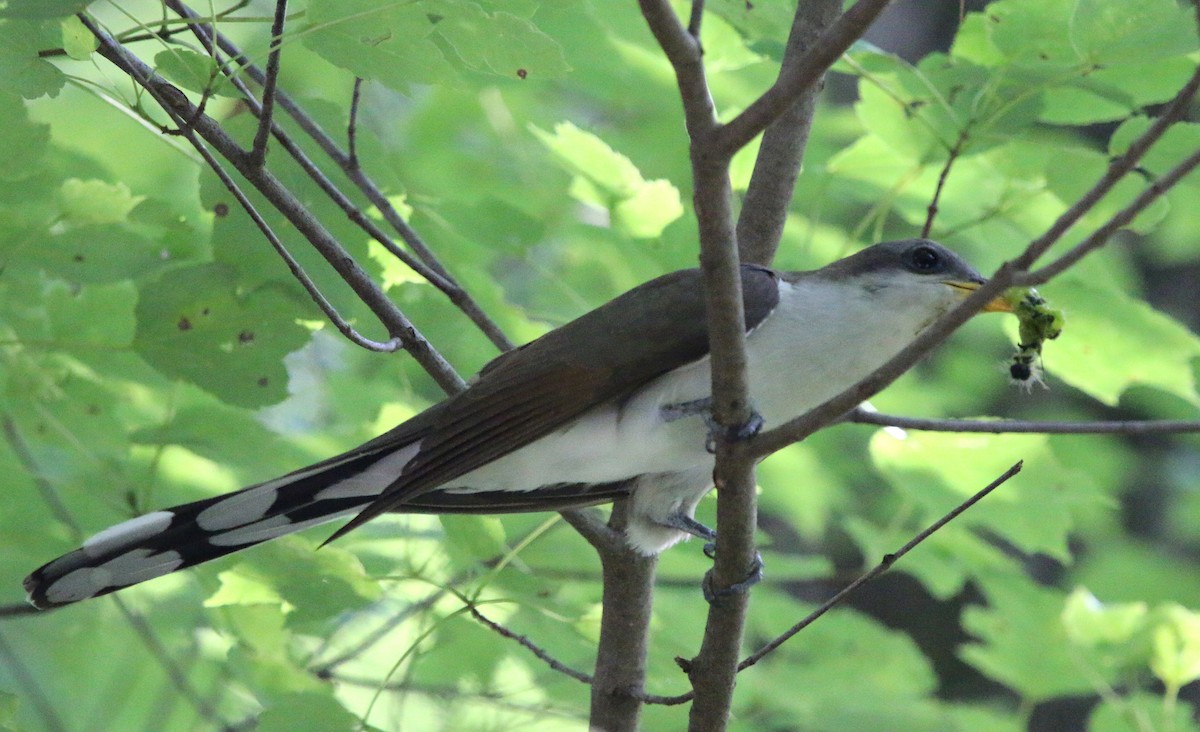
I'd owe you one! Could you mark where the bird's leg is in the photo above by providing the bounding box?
[660,512,717,542]
[659,513,764,604]
[660,396,764,453]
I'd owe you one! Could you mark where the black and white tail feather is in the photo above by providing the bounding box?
[23,446,409,609]
[23,434,638,609]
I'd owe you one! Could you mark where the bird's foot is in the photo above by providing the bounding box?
[660,397,763,453]
[660,513,764,604]
[702,552,764,605]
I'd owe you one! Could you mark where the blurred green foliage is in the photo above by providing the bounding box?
[0,0,1198,730]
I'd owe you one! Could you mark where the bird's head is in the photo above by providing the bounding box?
[819,239,1013,319]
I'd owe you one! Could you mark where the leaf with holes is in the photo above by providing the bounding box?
[133,264,310,408]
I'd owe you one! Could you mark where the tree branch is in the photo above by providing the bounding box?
[247,0,287,168]
[82,16,466,393]
[718,0,896,156]
[640,2,761,729]
[163,0,514,352]
[591,548,658,726]
[737,461,1023,671]
[1022,146,1200,285]
[465,600,593,684]
[849,409,1200,435]
[1011,62,1200,272]
[735,0,841,266]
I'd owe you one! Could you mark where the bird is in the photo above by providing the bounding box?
[23,239,1012,609]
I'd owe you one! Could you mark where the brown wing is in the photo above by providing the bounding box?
[328,264,782,539]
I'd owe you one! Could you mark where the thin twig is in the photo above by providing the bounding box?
[465,601,594,684]
[165,4,456,292]
[0,631,68,732]
[1023,146,1200,285]
[718,0,896,156]
[164,0,513,352]
[248,0,288,167]
[199,125,404,352]
[921,129,969,238]
[1012,61,1200,271]
[849,409,1200,435]
[637,461,1025,706]
[736,461,1023,671]
[348,77,364,169]
[687,0,705,39]
[83,15,465,392]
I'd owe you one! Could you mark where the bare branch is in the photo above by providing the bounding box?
[591,499,659,730]
[559,506,624,554]
[718,0,895,156]
[687,0,705,39]
[921,129,969,238]
[849,409,1200,435]
[465,601,593,684]
[1023,146,1200,285]
[638,3,763,729]
[737,462,1023,671]
[348,77,364,169]
[83,16,466,393]
[164,0,514,352]
[736,0,841,266]
[1012,62,1200,271]
[638,0,715,141]
[248,0,288,167]
[176,97,404,352]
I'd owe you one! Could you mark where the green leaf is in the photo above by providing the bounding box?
[432,1,569,79]
[961,573,1092,700]
[133,264,311,408]
[0,0,91,19]
[1033,278,1200,406]
[58,178,143,226]
[45,279,137,349]
[58,15,95,60]
[441,514,508,567]
[303,0,458,89]
[1088,692,1200,732]
[1149,603,1200,690]
[532,121,682,238]
[1069,0,1199,66]
[153,49,234,98]
[870,430,1094,564]
[1061,587,1149,648]
[984,0,1079,67]
[0,21,65,98]
[257,692,359,732]
[1060,587,1154,678]
[0,91,49,179]
[210,536,380,628]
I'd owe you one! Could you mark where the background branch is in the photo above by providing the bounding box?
[735,0,841,265]
[849,409,1200,435]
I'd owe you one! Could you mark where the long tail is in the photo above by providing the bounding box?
[23,442,420,609]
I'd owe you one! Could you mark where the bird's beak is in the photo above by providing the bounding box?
[945,280,1015,313]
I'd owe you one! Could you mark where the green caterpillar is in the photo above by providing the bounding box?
[1001,287,1064,385]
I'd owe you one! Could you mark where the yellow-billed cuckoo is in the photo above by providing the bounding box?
[24,239,1012,609]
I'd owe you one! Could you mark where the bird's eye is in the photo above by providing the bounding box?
[907,245,941,272]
